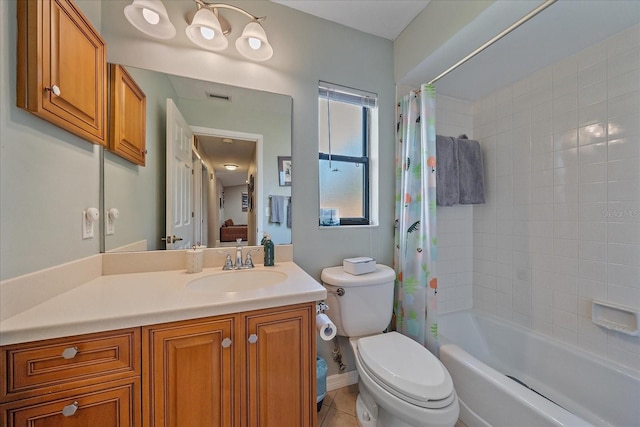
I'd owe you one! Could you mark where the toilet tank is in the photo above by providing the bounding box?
[321,264,396,337]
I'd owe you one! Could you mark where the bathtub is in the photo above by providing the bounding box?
[439,310,640,427]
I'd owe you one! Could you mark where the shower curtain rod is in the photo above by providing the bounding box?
[427,0,557,86]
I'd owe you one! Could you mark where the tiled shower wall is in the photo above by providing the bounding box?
[472,24,640,372]
[435,95,474,314]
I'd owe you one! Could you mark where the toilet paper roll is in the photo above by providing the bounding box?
[316,313,337,341]
[186,249,203,274]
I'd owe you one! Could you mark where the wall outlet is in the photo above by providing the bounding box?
[82,208,99,239]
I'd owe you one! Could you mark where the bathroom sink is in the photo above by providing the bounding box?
[187,269,288,293]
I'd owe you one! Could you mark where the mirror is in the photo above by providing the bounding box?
[103,66,292,252]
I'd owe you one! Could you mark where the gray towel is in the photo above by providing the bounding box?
[286,198,292,228]
[271,195,285,224]
[436,135,459,206]
[457,137,485,204]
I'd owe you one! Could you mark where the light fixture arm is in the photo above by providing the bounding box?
[194,0,265,22]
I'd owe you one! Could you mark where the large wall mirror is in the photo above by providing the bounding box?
[103,66,292,252]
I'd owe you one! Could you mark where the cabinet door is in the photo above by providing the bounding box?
[17,0,107,145]
[243,303,316,427]
[108,64,147,165]
[2,379,139,427]
[143,317,237,427]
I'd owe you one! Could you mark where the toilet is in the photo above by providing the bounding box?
[321,264,459,427]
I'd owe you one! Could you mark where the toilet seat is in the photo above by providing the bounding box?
[356,332,455,409]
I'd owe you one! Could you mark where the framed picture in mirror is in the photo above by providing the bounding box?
[278,156,292,186]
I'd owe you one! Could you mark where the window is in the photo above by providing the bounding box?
[318,82,377,226]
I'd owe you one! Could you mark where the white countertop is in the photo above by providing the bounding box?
[0,262,327,346]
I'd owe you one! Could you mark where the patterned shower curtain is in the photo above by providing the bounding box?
[393,84,438,354]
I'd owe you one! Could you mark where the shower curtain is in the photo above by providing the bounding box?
[393,84,438,354]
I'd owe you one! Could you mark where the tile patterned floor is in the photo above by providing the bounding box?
[317,383,467,427]
[317,384,359,427]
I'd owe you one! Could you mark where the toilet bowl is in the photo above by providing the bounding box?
[351,334,459,427]
[321,265,459,427]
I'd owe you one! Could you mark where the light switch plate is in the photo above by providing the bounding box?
[82,211,94,239]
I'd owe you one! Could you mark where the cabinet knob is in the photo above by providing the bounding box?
[45,85,61,96]
[221,337,232,348]
[61,346,78,359]
[248,334,258,344]
[62,401,79,417]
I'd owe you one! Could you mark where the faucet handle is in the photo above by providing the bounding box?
[218,250,234,270]
[244,248,260,268]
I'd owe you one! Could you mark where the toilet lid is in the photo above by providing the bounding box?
[357,332,453,406]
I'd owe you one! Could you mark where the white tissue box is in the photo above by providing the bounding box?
[343,257,376,275]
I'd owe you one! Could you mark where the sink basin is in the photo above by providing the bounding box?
[187,269,288,293]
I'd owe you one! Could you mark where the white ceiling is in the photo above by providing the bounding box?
[271,0,430,40]
[272,0,640,100]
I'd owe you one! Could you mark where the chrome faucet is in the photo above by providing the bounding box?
[219,239,259,270]
[235,238,244,269]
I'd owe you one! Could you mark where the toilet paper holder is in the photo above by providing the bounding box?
[316,302,329,314]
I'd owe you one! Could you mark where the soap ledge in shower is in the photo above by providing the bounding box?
[592,299,639,336]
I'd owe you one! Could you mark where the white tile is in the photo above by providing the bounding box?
[553,129,578,151]
[608,242,640,267]
[512,77,531,98]
[580,259,607,282]
[606,201,640,223]
[578,278,607,300]
[608,90,640,119]
[532,101,553,124]
[578,123,607,146]
[554,167,578,187]
[553,256,579,277]
[578,60,606,88]
[578,142,607,164]
[608,69,640,99]
[608,222,640,245]
[553,290,578,313]
[579,162,606,184]
[578,100,607,127]
[553,91,578,115]
[607,158,639,181]
[607,284,640,308]
[578,221,607,242]
[554,273,579,294]
[554,147,578,169]
[579,202,608,222]
[554,203,579,222]
[554,182,579,203]
[608,112,640,140]
[607,24,640,59]
[553,110,579,134]
[554,56,578,81]
[579,240,606,261]
[608,181,640,202]
[579,182,607,203]
[554,220,578,240]
[607,46,640,79]
[608,263,640,288]
[578,41,607,70]
[578,81,606,108]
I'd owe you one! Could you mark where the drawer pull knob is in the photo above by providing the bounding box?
[46,85,61,96]
[221,337,232,348]
[62,401,79,417]
[61,346,78,359]
[248,334,258,344]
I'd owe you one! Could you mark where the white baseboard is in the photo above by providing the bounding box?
[327,370,359,391]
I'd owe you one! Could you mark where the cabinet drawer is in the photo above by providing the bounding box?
[1,328,140,400]
[1,378,140,427]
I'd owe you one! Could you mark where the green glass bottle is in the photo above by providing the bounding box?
[263,234,274,266]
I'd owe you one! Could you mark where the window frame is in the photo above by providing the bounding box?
[318,84,374,226]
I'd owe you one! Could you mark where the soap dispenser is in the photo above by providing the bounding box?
[263,233,274,266]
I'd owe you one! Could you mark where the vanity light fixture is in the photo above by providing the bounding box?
[224,164,239,171]
[124,0,176,39]
[124,0,273,61]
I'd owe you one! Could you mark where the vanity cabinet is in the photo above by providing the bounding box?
[17,0,107,146]
[143,302,316,427]
[108,64,147,165]
[0,328,141,427]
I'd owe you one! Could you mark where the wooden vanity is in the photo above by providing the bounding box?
[0,259,325,427]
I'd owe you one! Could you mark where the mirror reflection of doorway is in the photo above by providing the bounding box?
[193,131,260,248]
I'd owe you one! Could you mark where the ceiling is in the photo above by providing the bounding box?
[271,0,430,40]
[272,0,640,100]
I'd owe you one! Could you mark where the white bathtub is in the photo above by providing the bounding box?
[439,310,640,427]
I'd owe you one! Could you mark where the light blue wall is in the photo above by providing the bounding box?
[101,1,397,280]
[0,1,102,279]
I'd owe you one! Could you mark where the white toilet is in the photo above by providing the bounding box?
[321,264,459,427]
